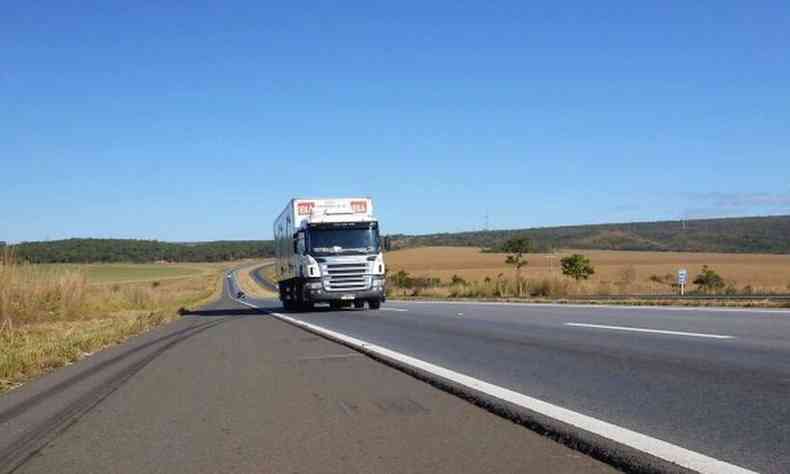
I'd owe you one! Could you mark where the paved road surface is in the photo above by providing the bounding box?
[0,278,614,474]
[241,271,790,473]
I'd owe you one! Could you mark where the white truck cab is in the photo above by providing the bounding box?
[273,198,387,311]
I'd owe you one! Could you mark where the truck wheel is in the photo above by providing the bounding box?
[353,301,365,309]
[329,301,342,310]
[368,300,381,310]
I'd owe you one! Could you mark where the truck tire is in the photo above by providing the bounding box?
[368,300,381,310]
[353,300,365,309]
[329,301,343,310]
[279,281,293,311]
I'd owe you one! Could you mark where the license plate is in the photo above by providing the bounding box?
[341,295,355,300]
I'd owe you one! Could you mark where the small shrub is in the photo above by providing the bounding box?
[693,265,725,293]
[505,253,528,296]
[389,270,411,288]
[528,279,551,298]
[527,278,569,298]
[450,274,467,286]
[561,254,595,281]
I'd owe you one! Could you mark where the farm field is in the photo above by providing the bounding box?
[385,247,790,294]
[38,263,209,284]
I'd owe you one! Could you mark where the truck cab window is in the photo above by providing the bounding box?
[307,223,380,256]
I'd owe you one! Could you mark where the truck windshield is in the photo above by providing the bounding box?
[308,223,380,256]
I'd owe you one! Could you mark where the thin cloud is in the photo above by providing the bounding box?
[679,192,790,219]
[689,192,790,208]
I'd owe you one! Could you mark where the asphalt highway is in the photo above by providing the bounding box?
[0,277,614,474]
[240,272,790,473]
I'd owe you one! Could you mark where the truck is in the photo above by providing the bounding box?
[273,198,387,311]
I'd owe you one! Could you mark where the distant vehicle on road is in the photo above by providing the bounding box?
[273,198,387,311]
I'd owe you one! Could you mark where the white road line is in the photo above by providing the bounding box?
[565,323,735,339]
[268,310,753,473]
[233,297,259,310]
[381,307,408,312]
[229,283,754,472]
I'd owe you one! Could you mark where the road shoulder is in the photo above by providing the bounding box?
[8,289,615,473]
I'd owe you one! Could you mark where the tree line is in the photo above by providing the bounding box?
[9,238,274,263]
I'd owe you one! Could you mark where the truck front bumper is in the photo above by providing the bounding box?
[307,287,386,303]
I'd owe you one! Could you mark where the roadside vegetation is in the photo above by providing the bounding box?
[384,244,790,306]
[46,263,204,284]
[0,250,227,393]
[235,261,278,298]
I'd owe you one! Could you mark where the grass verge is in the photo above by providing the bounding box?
[0,252,229,393]
[235,260,278,298]
[386,273,790,309]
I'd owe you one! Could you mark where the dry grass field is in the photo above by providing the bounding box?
[386,247,790,294]
[0,254,229,393]
[37,262,222,284]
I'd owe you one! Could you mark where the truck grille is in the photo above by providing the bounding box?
[325,263,369,291]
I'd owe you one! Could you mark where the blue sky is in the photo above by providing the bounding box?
[2,1,789,242]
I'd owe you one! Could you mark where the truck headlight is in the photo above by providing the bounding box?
[308,282,323,289]
[372,277,385,288]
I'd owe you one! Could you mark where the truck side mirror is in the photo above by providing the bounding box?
[293,231,303,254]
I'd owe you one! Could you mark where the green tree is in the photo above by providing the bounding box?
[561,254,595,281]
[502,236,533,254]
[693,265,725,293]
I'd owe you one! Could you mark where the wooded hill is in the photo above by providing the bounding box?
[8,215,790,263]
[391,215,790,254]
[9,239,274,263]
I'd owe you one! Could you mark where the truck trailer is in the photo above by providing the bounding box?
[273,198,387,310]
